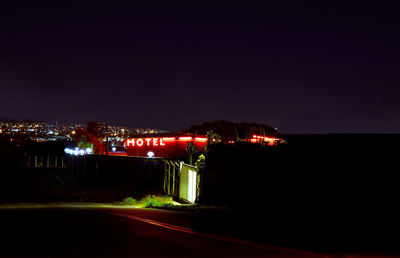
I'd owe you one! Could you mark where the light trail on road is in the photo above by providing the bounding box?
[108,211,334,258]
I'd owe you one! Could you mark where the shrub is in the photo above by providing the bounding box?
[122,197,137,206]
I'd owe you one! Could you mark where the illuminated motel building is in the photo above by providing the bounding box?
[119,133,282,203]
[120,134,208,203]
[122,133,281,159]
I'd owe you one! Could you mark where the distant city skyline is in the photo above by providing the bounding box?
[0,118,165,130]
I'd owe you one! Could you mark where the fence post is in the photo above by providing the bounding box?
[175,162,180,197]
[169,161,180,197]
[166,161,171,195]
[162,159,167,193]
[172,164,175,195]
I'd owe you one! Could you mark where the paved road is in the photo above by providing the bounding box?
[0,204,329,257]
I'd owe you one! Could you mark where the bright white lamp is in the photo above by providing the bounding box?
[147,151,154,158]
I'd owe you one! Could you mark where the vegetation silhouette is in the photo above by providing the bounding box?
[184,120,279,143]
[71,121,105,154]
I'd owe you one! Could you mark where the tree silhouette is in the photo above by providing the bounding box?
[186,142,198,165]
[184,120,279,143]
[71,121,105,154]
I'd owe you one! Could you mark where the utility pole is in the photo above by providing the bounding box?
[105,121,109,155]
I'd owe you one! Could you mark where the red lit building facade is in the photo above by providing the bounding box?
[123,133,285,159]
[125,134,208,159]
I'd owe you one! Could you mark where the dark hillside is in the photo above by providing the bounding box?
[197,134,400,253]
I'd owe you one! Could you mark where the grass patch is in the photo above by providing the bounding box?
[142,195,174,208]
[119,195,176,208]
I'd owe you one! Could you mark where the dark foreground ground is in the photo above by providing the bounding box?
[0,205,327,257]
[1,134,400,256]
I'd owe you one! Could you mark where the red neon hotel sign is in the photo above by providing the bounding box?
[125,136,208,158]
[126,138,166,147]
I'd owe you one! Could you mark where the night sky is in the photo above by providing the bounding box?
[1,2,399,133]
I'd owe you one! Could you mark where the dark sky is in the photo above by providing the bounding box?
[1,2,399,133]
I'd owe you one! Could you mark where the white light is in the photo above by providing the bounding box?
[64,148,70,154]
[188,169,197,203]
[147,151,154,158]
[73,150,79,155]
[79,150,85,155]
[112,147,116,152]
[85,148,92,154]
